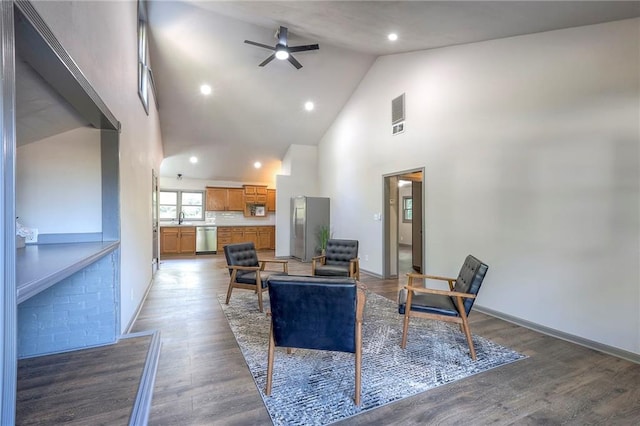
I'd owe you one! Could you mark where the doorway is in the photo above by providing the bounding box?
[383,169,424,279]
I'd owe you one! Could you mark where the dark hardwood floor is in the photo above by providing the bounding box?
[131,252,639,425]
[16,334,152,425]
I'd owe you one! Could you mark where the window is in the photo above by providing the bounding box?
[402,196,412,223]
[160,190,204,221]
[138,1,150,114]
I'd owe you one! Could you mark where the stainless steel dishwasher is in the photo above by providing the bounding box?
[195,226,217,254]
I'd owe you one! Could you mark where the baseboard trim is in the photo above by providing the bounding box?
[124,330,162,426]
[474,305,640,364]
[124,277,155,334]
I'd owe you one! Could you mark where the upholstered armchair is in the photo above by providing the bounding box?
[264,275,366,405]
[311,239,360,280]
[398,255,488,360]
[223,242,288,312]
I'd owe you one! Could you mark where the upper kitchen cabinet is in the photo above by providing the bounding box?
[267,189,276,212]
[243,185,268,204]
[206,187,244,212]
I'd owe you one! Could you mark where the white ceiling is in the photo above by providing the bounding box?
[18,1,640,184]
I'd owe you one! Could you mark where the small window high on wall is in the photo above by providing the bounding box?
[138,0,150,114]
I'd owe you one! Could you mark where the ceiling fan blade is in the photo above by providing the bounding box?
[244,40,275,50]
[287,54,303,69]
[288,44,320,53]
[278,26,288,46]
[259,54,276,67]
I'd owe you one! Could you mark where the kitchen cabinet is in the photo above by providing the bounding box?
[217,227,231,252]
[206,187,244,212]
[217,226,275,251]
[267,189,276,212]
[257,226,273,250]
[227,188,245,211]
[243,185,268,204]
[160,226,196,255]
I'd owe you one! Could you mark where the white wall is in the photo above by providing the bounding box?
[16,127,102,234]
[33,1,165,333]
[318,19,640,355]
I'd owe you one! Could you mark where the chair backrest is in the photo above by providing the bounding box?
[266,275,357,353]
[223,242,259,276]
[325,239,358,267]
[453,255,489,314]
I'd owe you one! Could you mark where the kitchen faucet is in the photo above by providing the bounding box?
[179,211,185,225]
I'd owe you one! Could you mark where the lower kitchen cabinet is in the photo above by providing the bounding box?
[217,226,275,251]
[160,226,196,256]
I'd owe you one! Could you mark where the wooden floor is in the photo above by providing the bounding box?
[128,252,640,425]
[16,334,152,425]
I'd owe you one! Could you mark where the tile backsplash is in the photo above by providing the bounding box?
[205,211,275,226]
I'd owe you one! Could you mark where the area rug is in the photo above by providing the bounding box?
[219,291,526,425]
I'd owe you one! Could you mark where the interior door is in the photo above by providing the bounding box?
[152,170,159,271]
[412,181,423,273]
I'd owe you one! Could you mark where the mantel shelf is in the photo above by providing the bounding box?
[16,241,120,304]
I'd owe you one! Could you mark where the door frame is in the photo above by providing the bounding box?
[382,167,425,279]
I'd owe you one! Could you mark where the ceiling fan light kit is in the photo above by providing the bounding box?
[244,26,319,69]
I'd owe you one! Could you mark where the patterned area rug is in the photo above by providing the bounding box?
[219,290,526,425]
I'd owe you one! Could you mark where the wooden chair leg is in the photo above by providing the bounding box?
[257,285,264,313]
[401,312,410,349]
[354,321,362,405]
[460,318,476,360]
[265,325,275,395]
[225,281,234,305]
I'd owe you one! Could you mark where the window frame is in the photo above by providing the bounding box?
[159,190,205,221]
[137,1,150,114]
[402,196,413,223]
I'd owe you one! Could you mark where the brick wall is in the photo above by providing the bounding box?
[17,252,118,358]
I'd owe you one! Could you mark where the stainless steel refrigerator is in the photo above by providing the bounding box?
[291,196,330,262]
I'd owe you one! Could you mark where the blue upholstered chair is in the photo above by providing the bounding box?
[223,242,288,312]
[264,275,366,405]
[398,255,488,360]
[311,239,360,280]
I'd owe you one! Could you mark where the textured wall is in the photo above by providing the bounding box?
[17,252,117,358]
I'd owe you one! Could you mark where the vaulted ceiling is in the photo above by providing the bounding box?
[16,1,640,184]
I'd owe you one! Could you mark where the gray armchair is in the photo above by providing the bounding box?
[223,242,288,312]
[398,255,488,360]
[311,239,360,280]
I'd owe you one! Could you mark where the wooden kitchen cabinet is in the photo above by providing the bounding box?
[257,226,272,250]
[160,226,196,256]
[267,189,276,212]
[231,227,245,244]
[217,225,275,251]
[227,189,245,211]
[243,185,268,204]
[206,187,244,211]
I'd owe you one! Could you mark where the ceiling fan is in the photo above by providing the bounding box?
[244,26,319,69]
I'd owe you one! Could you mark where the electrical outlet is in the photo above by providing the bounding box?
[365,254,369,261]
[25,228,38,243]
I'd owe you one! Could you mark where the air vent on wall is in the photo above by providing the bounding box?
[392,93,405,135]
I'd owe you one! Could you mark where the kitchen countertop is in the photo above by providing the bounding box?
[159,223,275,227]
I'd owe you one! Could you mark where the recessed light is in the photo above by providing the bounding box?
[254,161,262,169]
[200,84,212,95]
[388,33,398,41]
[189,156,198,164]
[304,101,314,111]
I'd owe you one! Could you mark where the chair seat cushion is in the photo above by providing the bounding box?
[236,271,278,288]
[314,264,350,277]
[398,289,459,317]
